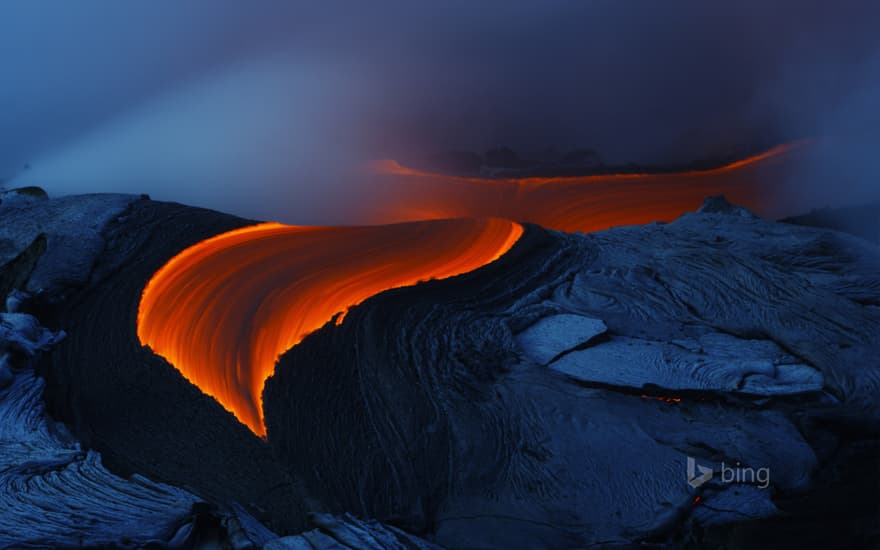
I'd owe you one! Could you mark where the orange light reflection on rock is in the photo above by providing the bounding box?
[137,219,523,435]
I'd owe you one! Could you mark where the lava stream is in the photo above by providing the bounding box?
[137,218,523,435]
[365,141,808,231]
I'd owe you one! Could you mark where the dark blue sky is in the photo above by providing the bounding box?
[2,1,878,222]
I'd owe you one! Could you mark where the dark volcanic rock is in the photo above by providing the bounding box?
[0,233,46,311]
[41,198,311,534]
[265,208,880,548]
[697,194,757,217]
[265,513,444,549]
[0,197,201,547]
[8,190,879,547]
[0,193,137,299]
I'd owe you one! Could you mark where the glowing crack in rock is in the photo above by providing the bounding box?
[137,218,523,435]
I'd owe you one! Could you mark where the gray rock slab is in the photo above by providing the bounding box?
[516,313,606,364]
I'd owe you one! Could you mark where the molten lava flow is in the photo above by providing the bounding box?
[137,218,523,435]
[365,141,809,231]
[138,141,806,437]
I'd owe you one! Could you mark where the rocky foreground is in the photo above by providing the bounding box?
[0,189,878,548]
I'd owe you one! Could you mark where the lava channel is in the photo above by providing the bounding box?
[364,141,808,231]
[137,218,523,436]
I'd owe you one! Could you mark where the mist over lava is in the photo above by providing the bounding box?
[366,142,808,228]
[2,0,879,224]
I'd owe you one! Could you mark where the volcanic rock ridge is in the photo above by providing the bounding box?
[0,190,877,548]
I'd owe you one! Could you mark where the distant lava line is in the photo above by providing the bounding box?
[365,141,809,231]
[137,218,523,435]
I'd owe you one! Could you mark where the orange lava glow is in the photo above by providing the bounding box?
[137,218,523,435]
[640,395,683,404]
[364,141,809,231]
[138,141,808,436]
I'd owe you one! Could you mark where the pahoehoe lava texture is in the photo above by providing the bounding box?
[265,203,880,548]
[32,193,880,548]
[137,219,522,435]
[42,198,311,534]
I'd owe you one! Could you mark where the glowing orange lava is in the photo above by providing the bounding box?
[138,141,808,436]
[365,141,809,231]
[137,218,523,435]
